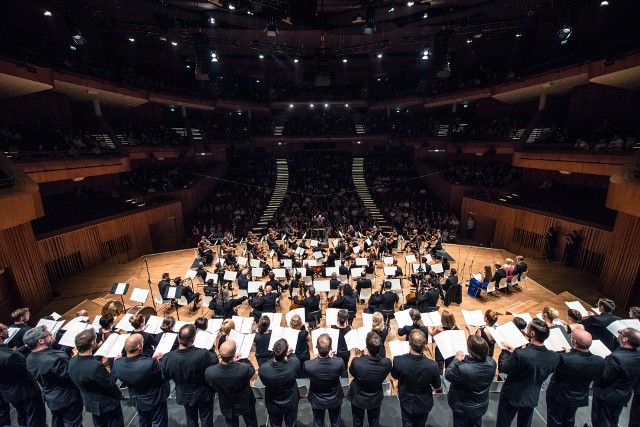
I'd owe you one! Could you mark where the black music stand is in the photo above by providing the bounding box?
[110,282,129,312]
[164,285,184,320]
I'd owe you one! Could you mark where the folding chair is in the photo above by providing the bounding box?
[358,288,372,304]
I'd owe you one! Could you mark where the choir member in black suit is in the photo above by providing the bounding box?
[205,340,258,427]
[582,298,622,351]
[68,330,124,427]
[592,327,640,427]
[0,322,46,427]
[347,331,392,427]
[545,329,605,427]
[497,317,528,373]
[258,338,301,427]
[7,307,31,349]
[158,273,172,299]
[112,334,170,427]
[304,333,345,427]
[24,325,84,427]
[496,319,560,427]
[512,255,527,281]
[391,329,442,427]
[442,268,459,297]
[293,286,321,321]
[367,281,399,314]
[330,284,357,312]
[251,284,280,322]
[162,324,218,427]
[445,335,498,427]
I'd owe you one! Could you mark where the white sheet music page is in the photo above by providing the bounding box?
[589,340,612,358]
[394,309,413,329]
[389,340,410,359]
[130,288,149,304]
[461,310,486,327]
[286,308,306,326]
[489,322,529,350]
[565,301,589,318]
[433,330,468,360]
[544,328,572,352]
[154,333,177,357]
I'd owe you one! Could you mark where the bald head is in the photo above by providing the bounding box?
[124,334,144,355]
[219,340,237,363]
[571,328,592,351]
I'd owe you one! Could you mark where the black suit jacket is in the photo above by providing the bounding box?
[253,292,279,313]
[331,295,357,312]
[370,292,399,311]
[205,360,256,417]
[417,288,439,313]
[238,276,249,290]
[294,294,321,318]
[158,279,171,299]
[7,323,30,349]
[258,358,301,413]
[338,265,349,276]
[161,346,218,406]
[583,312,621,351]
[112,354,170,412]
[68,355,122,415]
[347,355,392,409]
[445,356,497,418]
[26,347,82,411]
[443,276,459,292]
[391,353,441,414]
[490,268,507,284]
[593,347,640,406]
[501,343,560,407]
[356,278,372,290]
[513,261,528,279]
[329,279,341,289]
[547,350,605,407]
[304,356,345,410]
[0,345,41,403]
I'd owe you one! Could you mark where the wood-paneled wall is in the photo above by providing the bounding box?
[598,212,640,308]
[461,197,613,276]
[0,223,52,314]
[37,202,184,283]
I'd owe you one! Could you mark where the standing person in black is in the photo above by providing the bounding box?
[347,331,392,427]
[367,281,399,314]
[258,338,301,427]
[251,284,280,322]
[496,318,560,427]
[592,327,640,427]
[205,339,258,427]
[0,322,46,427]
[545,329,605,427]
[24,325,84,427]
[391,329,442,427]
[304,333,345,427]
[162,324,218,427]
[253,316,274,367]
[445,335,497,427]
[7,307,31,350]
[330,284,357,312]
[112,334,170,427]
[542,226,556,262]
[331,309,351,376]
[442,268,459,300]
[582,297,621,351]
[68,330,124,427]
[289,315,311,377]
[512,255,527,281]
[416,280,439,313]
[293,286,321,322]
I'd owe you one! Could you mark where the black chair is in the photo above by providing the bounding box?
[443,284,462,306]
[307,310,322,329]
[380,309,395,329]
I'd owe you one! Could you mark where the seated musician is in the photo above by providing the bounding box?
[331,284,357,312]
[304,262,314,280]
[258,251,271,275]
[173,277,202,311]
[417,280,439,313]
[158,273,172,298]
[329,273,341,290]
[403,229,419,252]
[224,249,238,268]
[251,284,280,322]
[289,272,303,291]
[442,268,459,300]
[214,262,226,283]
[238,270,249,291]
[338,260,350,277]
[334,239,346,258]
[387,259,403,279]
[209,288,247,319]
[266,272,284,293]
[355,271,372,297]
[441,256,451,274]
[198,237,214,265]
[326,248,338,266]
[195,262,208,281]
[368,281,399,314]
[293,286,320,321]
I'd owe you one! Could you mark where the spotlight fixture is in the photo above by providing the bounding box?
[422,12,428,19]
[515,32,523,38]
[247,9,254,15]
[289,104,294,108]
[265,17,279,37]
[209,17,215,24]
[388,6,395,12]
[345,104,349,107]
[43,11,52,16]
[171,41,178,46]
[128,37,135,42]
[407,1,414,6]
[363,6,375,34]
[343,58,348,63]
[259,54,264,59]
[324,103,329,108]
[600,0,609,5]
[421,48,430,60]
[377,53,383,58]
[466,38,472,44]
[186,65,191,68]
[557,25,573,44]
[72,34,86,45]
[310,104,315,108]
[211,51,219,62]
[363,23,375,34]
[228,4,235,9]
[294,58,299,63]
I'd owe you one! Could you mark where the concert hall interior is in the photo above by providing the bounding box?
[1,0,640,426]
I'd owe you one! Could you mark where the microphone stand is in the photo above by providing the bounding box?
[468,245,483,279]
[459,244,473,280]
[144,258,156,310]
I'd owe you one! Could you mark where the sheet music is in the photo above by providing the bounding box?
[250,259,261,268]
[207,318,223,334]
[172,321,189,332]
[351,268,364,278]
[267,326,285,350]
[154,333,177,357]
[420,312,442,327]
[194,330,216,350]
[273,268,287,279]
[325,308,340,326]
[286,308,306,326]
[36,319,65,335]
[311,328,339,353]
[295,247,305,256]
[355,258,368,266]
[489,322,529,350]
[353,246,361,254]
[115,314,134,332]
[425,255,434,263]
[314,280,331,292]
[536,313,562,326]
[383,257,394,265]
[223,271,237,281]
[165,287,177,299]
[384,267,397,276]
[325,267,339,277]
[185,270,196,279]
[232,316,254,334]
[461,310,486,327]
[473,273,482,282]
[590,340,612,358]
[261,313,283,328]
[394,309,413,329]
[433,330,468,360]
[205,273,219,283]
[334,261,341,268]
[130,288,149,303]
[404,255,417,263]
[606,319,640,336]
[6,328,20,345]
[310,240,319,247]
[389,340,410,359]
[59,327,90,348]
[591,307,601,315]
[544,328,572,352]
[306,260,318,267]
[50,312,62,321]
[312,251,323,260]
[412,264,427,273]
[144,316,164,334]
[282,259,293,269]
[237,257,248,266]
[431,264,444,274]
[565,301,589,318]
[228,329,255,359]
[114,282,128,295]
[362,313,373,330]
[388,279,402,291]
[513,313,533,324]
[64,316,90,331]
[94,333,120,357]
[91,316,102,332]
[365,238,372,246]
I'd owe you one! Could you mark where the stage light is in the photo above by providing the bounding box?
[209,17,216,24]
[356,141,362,144]
[377,53,383,58]
[211,52,219,62]
[407,1,414,6]
[388,6,395,12]
[43,11,52,16]
[294,58,299,63]
[363,23,375,34]
[186,65,191,68]
[310,104,314,108]
[345,104,349,107]
[128,37,135,42]
[515,32,523,38]
[259,54,264,59]
[343,58,348,63]
[422,12,428,18]
[600,0,609,5]
[421,48,430,60]
[557,25,573,44]
[466,38,472,44]
[324,103,329,108]
[289,104,294,108]
[72,34,85,45]
[228,4,235,9]
[171,41,178,46]
[69,45,77,51]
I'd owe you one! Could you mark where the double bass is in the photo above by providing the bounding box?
[327,284,343,308]
[289,282,306,310]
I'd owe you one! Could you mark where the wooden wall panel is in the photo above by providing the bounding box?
[598,212,640,308]
[0,223,52,313]
[461,197,613,275]
[36,202,183,283]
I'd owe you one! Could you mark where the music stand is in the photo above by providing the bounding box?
[164,286,184,320]
[110,282,129,312]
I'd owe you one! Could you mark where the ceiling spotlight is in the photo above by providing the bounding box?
[345,104,349,107]
[72,34,86,45]
[294,58,299,63]
[289,104,294,108]
[186,65,191,68]
[43,11,52,17]
[466,38,472,44]
[324,103,329,108]
[228,4,235,9]
[265,17,279,37]
[388,6,395,12]
[421,48,430,60]
[422,12,428,18]
[407,1,414,6]
[247,10,254,15]
[171,41,178,46]
[128,37,135,42]
[377,53,383,58]
[211,52,219,62]
[259,54,264,59]
[515,32,523,38]
[343,58,348,63]
[310,104,314,108]
[209,17,215,24]
[557,25,573,44]
[600,0,609,5]
[363,23,375,34]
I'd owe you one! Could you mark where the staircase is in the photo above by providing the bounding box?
[437,123,450,137]
[252,159,288,234]
[352,158,392,232]
[90,133,117,150]
[190,128,203,140]
[526,128,550,144]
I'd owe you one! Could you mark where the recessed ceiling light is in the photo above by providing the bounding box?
[377,53,383,58]
[171,41,178,46]
[128,37,135,42]
[209,17,215,24]
[324,103,329,108]
[600,0,609,5]
[345,104,349,107]
[343,58,348,63]
[407,1,414,6]
[310,104,314,108]
[259,54,264,59]
[294,58,299,63]
[43,11,52,17]
[289,104,294,108]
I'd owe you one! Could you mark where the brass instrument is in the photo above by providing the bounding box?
[101,300,124,316]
